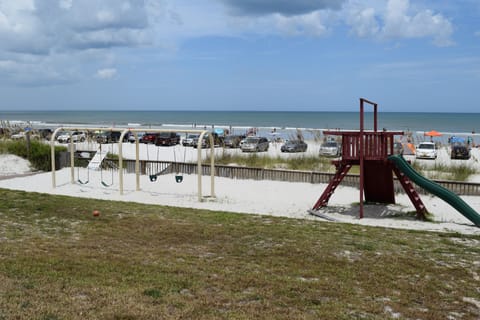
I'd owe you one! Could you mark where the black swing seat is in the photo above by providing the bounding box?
[149,174,158,182]
[101,181,113,187]
[77,179,89,185]
[175,175,183,183]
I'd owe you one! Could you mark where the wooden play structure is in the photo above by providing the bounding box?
[310,98,428,219]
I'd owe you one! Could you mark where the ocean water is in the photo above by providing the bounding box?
[1,110,479,142]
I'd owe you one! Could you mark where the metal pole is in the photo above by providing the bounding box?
[209,133,215,198]
[118,131,124,195]
[70,134,75,184]
[197,131,206,201]
[359,98,364,219]
[135,134,140,191]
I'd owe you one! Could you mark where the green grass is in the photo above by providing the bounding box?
[412,161,477,181]
[0,189,479,319]
[0,140,66,171]
[211,152,336,172]
[211,152,478,181]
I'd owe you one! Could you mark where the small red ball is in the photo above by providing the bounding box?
[93,210,100,217]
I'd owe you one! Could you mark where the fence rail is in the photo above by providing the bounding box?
[118,159,480,196]
[67,155,480,196]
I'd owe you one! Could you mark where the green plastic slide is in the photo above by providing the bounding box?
[388,155,480,227]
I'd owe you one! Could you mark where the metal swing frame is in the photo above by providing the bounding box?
[51,127,216,202]
[100,142,115,187]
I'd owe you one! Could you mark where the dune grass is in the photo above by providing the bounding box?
[412,161,477,181]
[210,151,478,181]
[0,189,479,319]
[211,152,336,172]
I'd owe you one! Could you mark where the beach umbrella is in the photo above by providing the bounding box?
[424,130,442,137]
[213,128,224,135]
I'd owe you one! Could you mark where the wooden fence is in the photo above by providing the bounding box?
[116,159,480,196]
[61,154,480,196]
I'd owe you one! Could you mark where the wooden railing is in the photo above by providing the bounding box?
[66,154,480,196]
[115,159,480,196]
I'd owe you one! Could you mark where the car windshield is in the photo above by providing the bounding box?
[159,132,172,137]
[323,142,337,147]
[419,143,434,149]
[188,134,198,139]
[286,140,301,145]
[245,137,259,143]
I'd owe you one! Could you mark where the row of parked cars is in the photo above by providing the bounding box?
[54,129,343,156]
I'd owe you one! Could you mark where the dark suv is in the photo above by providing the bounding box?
[155,132,181,146]
[451,143,471,159]
[96,131,122,143]
[223,134,245,148]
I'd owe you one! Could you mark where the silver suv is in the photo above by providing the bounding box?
[319,141,341,157]
[241,137,269,152]
[57,131,86,143]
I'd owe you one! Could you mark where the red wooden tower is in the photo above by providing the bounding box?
[311,98,427,219]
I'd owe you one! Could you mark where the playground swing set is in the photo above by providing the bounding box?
[147,142,187,183]
[309,98,480,228]
[51,127,216,202]
[75,134,115,187]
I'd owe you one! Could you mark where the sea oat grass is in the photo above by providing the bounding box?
[412,161,477,181]
[211,153,335,172]
[0,189,479,319]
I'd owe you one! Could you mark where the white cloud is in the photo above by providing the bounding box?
[273,11,330,37]
[345,0,453,46]
[345,6,379,38]
[0,0,459,87]
[0,1,153,85]
[95,68,117,79]
[59,0,72,10]
[381,0,453,46]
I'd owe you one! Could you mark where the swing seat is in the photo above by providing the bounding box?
[175,175,183,183]
[101,181,113,187]
[77,179,89,185]
[149,174,158,182]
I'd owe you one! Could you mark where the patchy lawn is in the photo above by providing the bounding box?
[0,189,479,319]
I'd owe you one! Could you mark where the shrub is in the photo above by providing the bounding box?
[0,140,67,171]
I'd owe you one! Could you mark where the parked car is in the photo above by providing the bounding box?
[57,131,86,143]
[416,142,437,159]
[319,141,341,157]
[393,142,404,155]
[241,137,269,152]
[140,132,159,144]
[38,128,53,139]
[11,131,27,140]
[451,143,470,160]
[223,134,245,148]
[281,140,308,153]
[126,132,141,143]
[183,134,200,147]
[192,132,222,148]
[96,131,122,144]
[155,132,181,146]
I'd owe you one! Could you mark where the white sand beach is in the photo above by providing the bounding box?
[1,141,480,235]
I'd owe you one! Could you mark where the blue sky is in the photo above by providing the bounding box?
[0,0,479,112]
